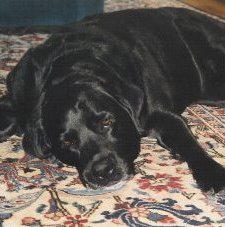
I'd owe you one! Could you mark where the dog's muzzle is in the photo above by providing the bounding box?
[82,153,127,189]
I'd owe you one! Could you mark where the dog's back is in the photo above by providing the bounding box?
[83,8,225,112]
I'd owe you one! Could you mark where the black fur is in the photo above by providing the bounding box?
[1,8,225,191]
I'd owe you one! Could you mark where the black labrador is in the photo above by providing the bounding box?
[0,8,225,192]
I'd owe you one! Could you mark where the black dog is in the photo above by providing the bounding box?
[1,7,225,191]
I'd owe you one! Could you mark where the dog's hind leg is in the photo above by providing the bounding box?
[0,95,19,141]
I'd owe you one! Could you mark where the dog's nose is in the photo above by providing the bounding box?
[93,159,115,179]
[85,158,122,187]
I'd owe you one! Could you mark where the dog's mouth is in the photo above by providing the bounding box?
[84,173,134,191]
[82,170,133,190]
[80,152,135,190]
[62,178,133,196]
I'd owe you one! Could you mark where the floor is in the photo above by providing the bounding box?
[181,0,225,19]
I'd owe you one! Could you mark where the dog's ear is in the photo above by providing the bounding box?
[22,119,52,159]
[6,44,56,160]
[112,84,144,134]
[0,95,18,141]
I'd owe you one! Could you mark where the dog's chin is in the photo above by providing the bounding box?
[84,173,134,190]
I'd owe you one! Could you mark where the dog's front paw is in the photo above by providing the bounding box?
[192,159,225,193]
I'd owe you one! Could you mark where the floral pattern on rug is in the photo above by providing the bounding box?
[0,1,225,227]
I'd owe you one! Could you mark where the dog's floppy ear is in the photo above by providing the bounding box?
[0,95,18,141]
[111,83,145,134]
[6,47,53,159]
[22,118,52,159]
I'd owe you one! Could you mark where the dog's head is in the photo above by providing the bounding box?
[42,83,141,189]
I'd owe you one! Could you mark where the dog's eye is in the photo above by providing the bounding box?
[100,116,114,129]
[64,140,75,146]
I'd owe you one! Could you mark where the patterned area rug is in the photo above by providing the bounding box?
[0,1,225,226]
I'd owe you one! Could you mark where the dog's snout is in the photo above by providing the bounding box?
[84,156,123,188]
[92,159,115,180]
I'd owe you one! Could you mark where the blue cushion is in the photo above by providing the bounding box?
[0,0,104,27]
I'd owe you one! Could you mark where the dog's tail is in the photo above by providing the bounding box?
[0,95,18,141]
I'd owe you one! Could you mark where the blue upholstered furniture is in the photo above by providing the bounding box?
[0,0,104,27]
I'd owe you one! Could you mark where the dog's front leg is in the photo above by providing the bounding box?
[148,111,225,192]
